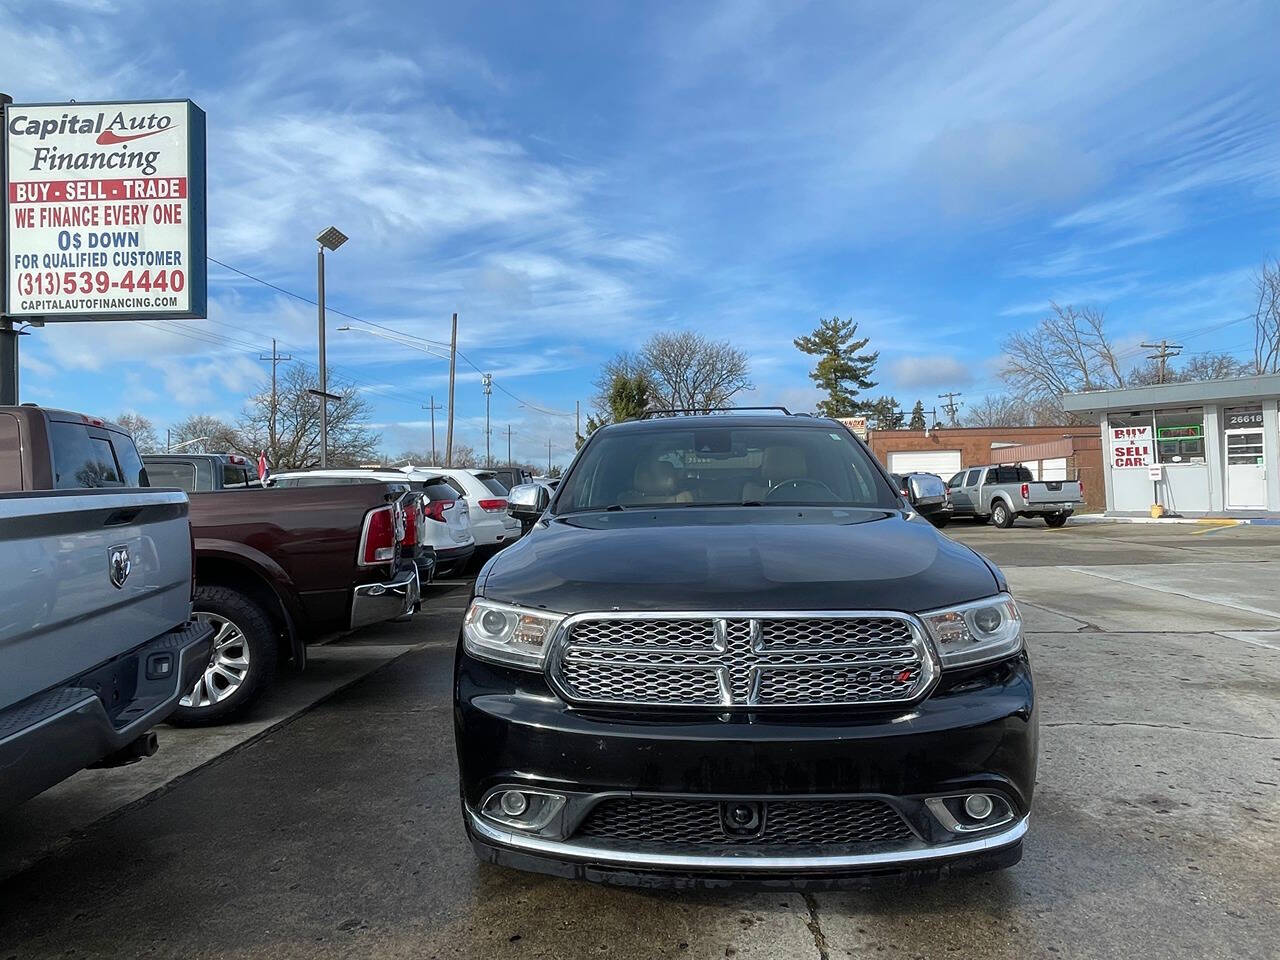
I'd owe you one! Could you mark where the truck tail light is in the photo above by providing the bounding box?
[401,499,419,547]
[359,505,397,565]
[478,498,508,513]
[1078,480,1084,497]
[1020,483,1029,499]
[424,499,455,523]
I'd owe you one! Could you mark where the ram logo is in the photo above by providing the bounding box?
[108,544,131,589]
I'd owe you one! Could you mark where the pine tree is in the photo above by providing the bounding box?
[908,400,927,430]
[869,396,904,429]
[793,317,879,418]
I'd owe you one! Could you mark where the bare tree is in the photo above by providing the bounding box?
[1250,260,1280,374]
[237,363,380,469]
[115,412,161,454]
[1001,303,1126,418]
[167,414,241,454]
[1182,352,1247,381]
[963,394,1034,427]
[641,331,752,411]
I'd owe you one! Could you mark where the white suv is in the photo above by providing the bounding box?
[270,468,477,577]
[414,467,522,549]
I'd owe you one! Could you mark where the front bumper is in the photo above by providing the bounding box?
[0,621,213,812]
[350,562,420,631]
[466,808,1027,887]
[454,651,1036,884]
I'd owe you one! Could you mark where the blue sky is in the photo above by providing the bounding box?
[7,0,1280,464]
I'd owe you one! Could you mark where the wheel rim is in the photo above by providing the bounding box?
[995,505,1007,523]
[181,612,252,708]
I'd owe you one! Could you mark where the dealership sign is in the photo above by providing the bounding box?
[839,416,869,440]
[1110,425,1153,468]
[3,99,206,320]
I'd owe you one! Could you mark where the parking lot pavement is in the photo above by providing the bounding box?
[1,530,1277,960]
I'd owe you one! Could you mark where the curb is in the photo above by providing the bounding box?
[1069,515,1279,526]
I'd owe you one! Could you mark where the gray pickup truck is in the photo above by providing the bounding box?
[947,464,1084,528]
[0,407,213,812]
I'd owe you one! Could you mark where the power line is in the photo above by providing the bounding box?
[1140,339,1183,383]
[207,256,574,420]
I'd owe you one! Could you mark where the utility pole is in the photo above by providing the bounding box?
[1141,340,1183,384]
[422,395,442,464]
[507,424,512,467]
[258,338,292,456]
[938,392,963,426]
[482,372,493,467]
[445,312,457,467]
[575,400,580,443]
[547,438,552,476]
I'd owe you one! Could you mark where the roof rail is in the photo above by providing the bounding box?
[639,406,793,419]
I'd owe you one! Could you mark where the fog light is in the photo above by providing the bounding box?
[964,793,994,820]
[500,790,529,817]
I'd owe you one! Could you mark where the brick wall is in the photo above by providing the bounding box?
[868,425,1105,512]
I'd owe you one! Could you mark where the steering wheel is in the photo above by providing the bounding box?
[764,478,838,501]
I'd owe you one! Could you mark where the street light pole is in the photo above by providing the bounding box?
[317,244,326,466]
[315,226,348,468]
[482,372,493,467]
[445,312,457,467]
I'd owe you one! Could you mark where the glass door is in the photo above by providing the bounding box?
[1225,430,1266,509]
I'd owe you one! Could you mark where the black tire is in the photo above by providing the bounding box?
[1044,512,1070,528]
[168,585,278,727]
[990,501,1014,528]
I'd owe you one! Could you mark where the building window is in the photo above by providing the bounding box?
[1155,407,1205,464]
[1109,412,1154,469]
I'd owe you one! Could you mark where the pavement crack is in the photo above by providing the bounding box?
[1043,720,1277,741]
[801,893,831,960]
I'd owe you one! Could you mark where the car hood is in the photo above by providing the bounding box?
[480,507,1000,614]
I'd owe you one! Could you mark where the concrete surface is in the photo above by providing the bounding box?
[0,525,1277,959]
[0,638,424,883]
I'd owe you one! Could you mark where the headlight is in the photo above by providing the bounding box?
[920,594,1022,668]
[462,598,565,670]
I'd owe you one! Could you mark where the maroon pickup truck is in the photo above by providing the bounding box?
[178,482,420,723]
[1,406,421,725]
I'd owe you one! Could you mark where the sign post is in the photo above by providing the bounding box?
[0,92,14,404]
[1,98,207,403]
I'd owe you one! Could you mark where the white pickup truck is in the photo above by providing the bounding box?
[946,464,1084,528]
[0,407,213,812]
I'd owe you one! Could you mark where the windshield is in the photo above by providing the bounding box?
[554,423,897,512]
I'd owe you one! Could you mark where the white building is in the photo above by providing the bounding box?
[1062,374,1280,515]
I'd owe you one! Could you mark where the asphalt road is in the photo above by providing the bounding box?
[1,521,1277,959]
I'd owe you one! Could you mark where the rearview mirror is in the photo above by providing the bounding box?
[508,483,550,522]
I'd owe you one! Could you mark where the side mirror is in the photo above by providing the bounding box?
[907,474,947,514]
[508,483,550,522]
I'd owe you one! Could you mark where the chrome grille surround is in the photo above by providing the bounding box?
[547,611,939,709]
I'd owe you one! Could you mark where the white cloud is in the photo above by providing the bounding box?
[888,354,975,391]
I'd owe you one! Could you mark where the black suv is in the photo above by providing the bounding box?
[455,413,1036,886]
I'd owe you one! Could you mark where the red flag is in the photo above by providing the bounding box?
[257,452,270,484]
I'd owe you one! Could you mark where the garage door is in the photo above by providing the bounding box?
[887,450,963,478]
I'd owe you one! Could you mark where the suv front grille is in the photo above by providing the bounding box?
[551,613,934,708]
[574,797,914,849]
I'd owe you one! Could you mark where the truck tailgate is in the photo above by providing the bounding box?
[1025,481,1082,505]
[0,490,193,712]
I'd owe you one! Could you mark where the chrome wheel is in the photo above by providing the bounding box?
[182,612,252,707]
